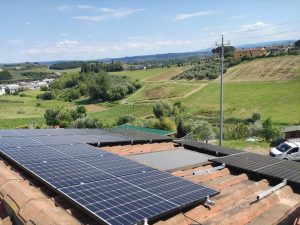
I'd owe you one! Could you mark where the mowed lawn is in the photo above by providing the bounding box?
[184,77,300,124]
[126,82,200,102]
[109,67,186,81]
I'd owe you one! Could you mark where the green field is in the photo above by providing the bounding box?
[0,90,74,119]
[221,54,300,82]
[7,66,80,81]
[126,82,202,103]
[109,66,187,81]
[89,104,153,126]
[183,76,300,124]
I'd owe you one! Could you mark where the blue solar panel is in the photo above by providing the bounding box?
[0,129,218,225]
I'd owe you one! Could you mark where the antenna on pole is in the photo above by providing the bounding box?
[215,34,230,146]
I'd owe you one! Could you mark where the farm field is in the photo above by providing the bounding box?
[183,76,300,124]
[7,66,80,81]
[221,54,300,82]
[89,104,153,126]
[109,66,187,81]
[126,82,205,103]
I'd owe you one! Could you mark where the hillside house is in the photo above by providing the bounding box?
[234,47,267,60]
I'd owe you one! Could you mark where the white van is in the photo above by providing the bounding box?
[269,141,300,161]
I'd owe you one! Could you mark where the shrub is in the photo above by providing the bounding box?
[73,117,102,128]
[117,114,136,125]
[176,118,187,138]
[153,100,173,119]
[37,91,55,100]
[36,102,42,107]
[40,86,48,91]
[19,93,26,97]
[17,110,26,114]
[223,123,249,140]
[193,121,215,143]
[154,117,176,131]
[70,106,87,120]
[261,118,281,141]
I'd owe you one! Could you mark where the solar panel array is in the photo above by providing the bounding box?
[176,140,244,156]
[0,129,218,225]
[210,152,300,186]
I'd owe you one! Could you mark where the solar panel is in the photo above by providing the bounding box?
[177,140,244,156]
[0,129,218,225]
[210,152,300,186]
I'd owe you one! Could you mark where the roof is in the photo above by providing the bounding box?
[115,124,175,136]
[0,134,299,224]
[235,48,266,52]
[284,125,300,133]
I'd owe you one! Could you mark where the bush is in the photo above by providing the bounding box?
[73,117,102,128]
[19,93,26,97]
[261,118,281,141]
[40,86,48,91]
[176,118,188,138]
[117,114,136,125]
[192,121,215,143]
[37,91,55,100]
[70,106,87,120]
[36,102,42,107]
[223,123,249,140]
[153,117,176,131]
[153,100,174,118]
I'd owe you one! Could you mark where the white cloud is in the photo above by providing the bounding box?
[25,22,30,26]
[57,40,78,47]
[8,39,25,46]
[174,10,219,21]
[57,5,71,12]
[240,22,269,32]
[76,5,93,9]
[229,14,245,19]
[73,15,107,22]
[61,32,71,36]
[73,6,145,22]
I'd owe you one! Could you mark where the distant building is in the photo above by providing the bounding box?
[284,125,300,139]
[234,48,267,60]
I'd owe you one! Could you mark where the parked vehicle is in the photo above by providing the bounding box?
[269,141,300,161]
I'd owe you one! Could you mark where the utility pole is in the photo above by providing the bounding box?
[215,34,230,146]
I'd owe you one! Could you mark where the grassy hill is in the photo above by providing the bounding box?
[221,55,300,82]
[109,66,187,81]
[1,54,299,128]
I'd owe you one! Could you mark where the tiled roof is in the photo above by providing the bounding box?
[0,142,299,225]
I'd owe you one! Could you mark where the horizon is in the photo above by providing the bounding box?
[1,0,300,63]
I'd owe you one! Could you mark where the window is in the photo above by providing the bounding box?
[287,147,299,154]
[276,143,292,152]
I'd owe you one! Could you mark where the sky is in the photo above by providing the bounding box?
[1,0,300,63]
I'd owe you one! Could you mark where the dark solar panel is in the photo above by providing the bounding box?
[177,140,243,156]
[0,129,218,225]
[210,152,300,185]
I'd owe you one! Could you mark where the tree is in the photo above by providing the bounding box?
[261,117,280,141]
[294,40,300,48]
[212,46,236,58]
[117,115,136,125]
[176,118,187,138]
[152,100,173,118]
[44,108,61,127]
[71,106,87,120]
[87,72,111,100]
[193,121,215,143]
[0,70,12,80]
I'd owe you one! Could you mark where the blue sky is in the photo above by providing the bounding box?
[1,0,300,63]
